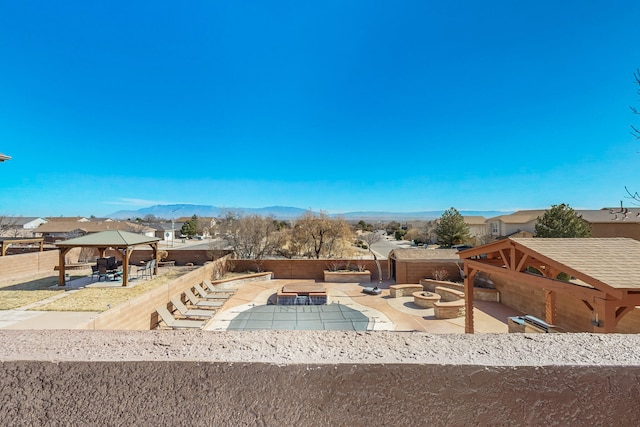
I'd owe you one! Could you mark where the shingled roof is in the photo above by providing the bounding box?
[56,230,160,247]
[511,237,640,290]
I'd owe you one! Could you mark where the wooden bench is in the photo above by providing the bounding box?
[389,284,423,298]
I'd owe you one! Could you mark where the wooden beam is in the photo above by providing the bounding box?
[466,259,608,301]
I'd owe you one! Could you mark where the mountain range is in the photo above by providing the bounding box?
[108,204,511,221]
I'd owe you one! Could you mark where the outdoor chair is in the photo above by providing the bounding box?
[155,306,205,329]
[194,283,231,300]
[184,288,224,309]
[170,296,215,319]
[137,260,154,279]
[91,265,100,280]
[202,279,236,295]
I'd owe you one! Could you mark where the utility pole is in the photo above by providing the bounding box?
[171,207,181,248]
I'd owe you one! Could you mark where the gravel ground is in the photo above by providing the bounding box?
[2,329,640,366]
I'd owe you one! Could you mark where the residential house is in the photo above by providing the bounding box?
[486,210,545,239]
[578,208,640,241]
[463,216,489,246]
[36,218,155,243]
[0,217,48,237]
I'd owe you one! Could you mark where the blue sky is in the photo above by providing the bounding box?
[1,1,639,217]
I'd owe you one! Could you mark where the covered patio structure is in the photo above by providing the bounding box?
[56,230,160,287]
[459,237,640,334]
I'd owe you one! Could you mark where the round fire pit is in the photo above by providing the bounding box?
[412,291,441,308]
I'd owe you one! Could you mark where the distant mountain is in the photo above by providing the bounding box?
[108,204,311,220]
[108,204,511,221]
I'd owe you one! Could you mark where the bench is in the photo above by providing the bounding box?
[389,284,423,298]
[434,300,466,319]
[433,286,465,319]
[434,286,465,302]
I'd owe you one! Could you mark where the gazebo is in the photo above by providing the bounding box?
[56,230,160,287]
[459,237,640,333]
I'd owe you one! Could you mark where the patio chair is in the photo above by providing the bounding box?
[91,265,100,280]
[202,279,236,295]
[137,260,154,279]
[194,283,232,300]
[156,306,205,329]
[184,288,224,309]
[170,296,216,319]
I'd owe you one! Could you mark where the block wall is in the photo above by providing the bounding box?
[231,259,386,281]
[0,250,60,282]
[395,260,463,284]
[488,272,640,333]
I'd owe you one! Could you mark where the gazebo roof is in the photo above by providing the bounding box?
[56,230,160,248]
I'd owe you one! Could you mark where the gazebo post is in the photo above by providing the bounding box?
[58,248,70,286]
[122,247,130,287]
[152,242,158,276]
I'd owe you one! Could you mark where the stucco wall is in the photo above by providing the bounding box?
[394,260,462,284]
[232,259,386,281]
[0,249,60,281]
[1,330,640,426]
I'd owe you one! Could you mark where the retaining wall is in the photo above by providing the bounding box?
[1,330,639,426]
[231,259,386,281]
[420,278,500,302]
[77,256,232,330]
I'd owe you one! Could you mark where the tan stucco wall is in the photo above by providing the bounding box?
[1,330,640,426]
[232,259,387,281]
[0,249,60,281]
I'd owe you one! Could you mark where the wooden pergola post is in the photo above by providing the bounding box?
[122,247,130,287]
[464,263,476,334]
[544,290,556,325]
[58,248,71,286]
[152,242,158,276]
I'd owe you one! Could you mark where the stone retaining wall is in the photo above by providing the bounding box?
[421,278,500,302]
[1,330,639,425]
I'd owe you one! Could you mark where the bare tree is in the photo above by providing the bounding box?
[632,69,640,139]
[292,211,354,259]
[219,213,280,259]
[0,216,19,237]
[625,70,640,203]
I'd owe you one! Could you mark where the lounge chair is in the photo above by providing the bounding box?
[194,283,232,300]
[184,288,223,308]
[202,279,235,295]
[156,306,205,329]
[170,296,215,319]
